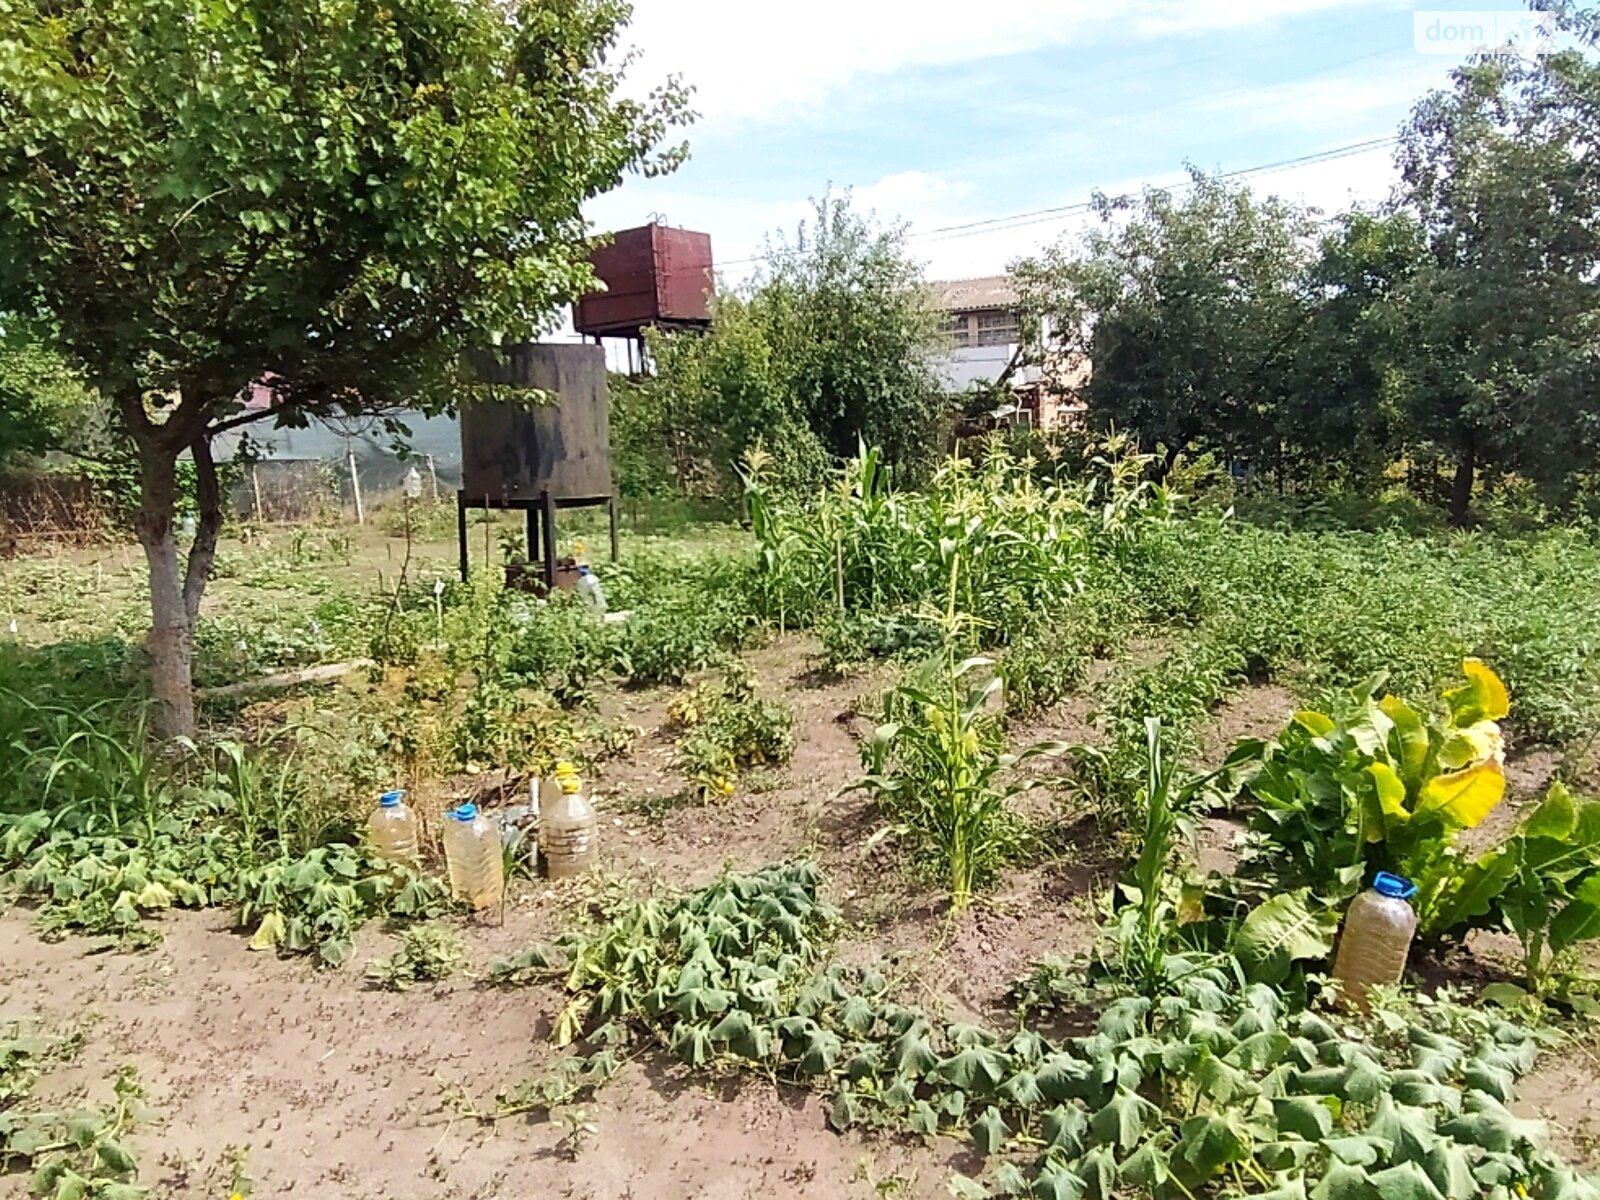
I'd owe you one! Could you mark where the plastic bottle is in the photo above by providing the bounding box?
[367,790,419,865]
[1332,871,1418,1011]
[541,767,597,880]
[442,802,505,910]
[576,565,607,615]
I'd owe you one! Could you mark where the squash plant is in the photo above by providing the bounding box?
[481,860,1600,1200]
[1232,660,1511,930]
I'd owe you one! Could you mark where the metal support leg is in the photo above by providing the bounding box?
[456,491,469,582]
[540,490,557,593]
[608,494,620,562]
[526,505,541,568]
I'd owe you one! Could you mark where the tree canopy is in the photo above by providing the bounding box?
[1011,30,1600,524]
[616,192,944,500]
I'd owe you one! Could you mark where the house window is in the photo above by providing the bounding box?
[976,309,1020,346]
[946,312,972,347]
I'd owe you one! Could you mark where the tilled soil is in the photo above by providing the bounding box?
[3,635,1596,1197]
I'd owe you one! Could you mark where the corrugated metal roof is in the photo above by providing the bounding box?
[929,275,1018,312]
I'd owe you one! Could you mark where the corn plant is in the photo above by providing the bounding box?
[854,559,1065,910]
[5,694,170,842]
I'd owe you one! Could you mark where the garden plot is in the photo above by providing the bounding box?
[5,449,1600,1198]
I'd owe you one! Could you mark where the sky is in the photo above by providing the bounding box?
[583,0,1551,284]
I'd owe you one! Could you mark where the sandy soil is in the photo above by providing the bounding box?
[3,634,1597,1197]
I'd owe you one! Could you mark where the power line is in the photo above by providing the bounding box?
[717,134,1398,269]
[911,136,1398,244]
[940,41,1413,178]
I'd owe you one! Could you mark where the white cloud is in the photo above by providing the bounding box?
[621,0,1392,124]
[852,170,975,220]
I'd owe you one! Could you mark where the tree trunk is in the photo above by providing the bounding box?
[184,436,223,626]
[133,432,225,739]
[1449,439,1476,529]
[135,443,195,738]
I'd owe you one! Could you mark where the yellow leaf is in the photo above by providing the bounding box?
[249,910,286,951]
[133,881,175,909]
[1438,720,1505,771]
[1417,760,1506,830]
[1365,762,1410,841]
[1445,658,1510,726]
[555,996,587,1047]
[1293,710,1335,736]
[1178,882,1207,925]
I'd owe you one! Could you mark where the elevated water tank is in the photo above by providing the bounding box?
[460,343,612,503]
[573,223,714,338]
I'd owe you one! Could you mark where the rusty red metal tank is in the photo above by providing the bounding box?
[573,224,714,337]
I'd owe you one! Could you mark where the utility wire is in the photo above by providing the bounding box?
[716,134,1398,269]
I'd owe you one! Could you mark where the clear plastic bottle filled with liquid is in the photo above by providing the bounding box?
[541,767,597,880]
[442,802,504,910]
[367,790,419,865]
[576,565,607,615]
[1332,871,1418,1010]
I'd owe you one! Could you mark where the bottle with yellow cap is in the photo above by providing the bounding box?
[541,762,597,879]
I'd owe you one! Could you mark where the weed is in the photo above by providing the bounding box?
[669,662,794,799]
[366,923,466,990]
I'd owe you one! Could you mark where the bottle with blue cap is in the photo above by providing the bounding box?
[367,789,419,865]
[442,801,504,911]
[1332,870,1418,1010]
[576,564,607,615]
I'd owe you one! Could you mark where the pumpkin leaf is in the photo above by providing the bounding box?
[1366,1161,1447,1200]
[970,1105,1011,1156]
[1274,1095,1336,1141]
[1178,1110,1251,1177]
[1089,1086,1153,1152]
[1236,890,1338,984]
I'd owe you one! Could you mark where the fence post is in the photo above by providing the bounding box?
[346,444,365,525]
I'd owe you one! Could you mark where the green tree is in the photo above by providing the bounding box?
[626,192,942,495]
[1279,211,1423,489]
[0,0,688,734]
[754,191,945,473]
[624,292,827,499]
[1013,172,1315,477]
[1393,49,1600,524]
[0,321,97,466]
